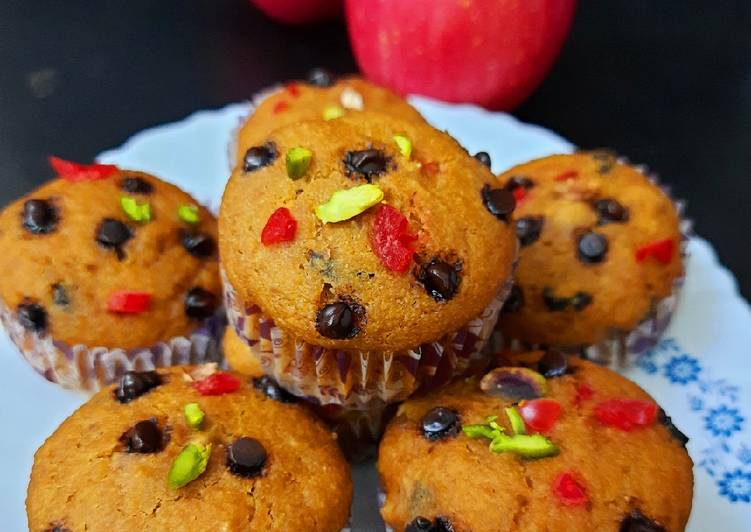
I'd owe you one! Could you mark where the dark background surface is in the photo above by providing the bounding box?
[1,0,749,297]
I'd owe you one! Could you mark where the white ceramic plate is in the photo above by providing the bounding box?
[2,98,749,531]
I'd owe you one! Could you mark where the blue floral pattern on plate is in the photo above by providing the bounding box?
[638,337,750,504]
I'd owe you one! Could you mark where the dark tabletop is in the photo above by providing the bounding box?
[1,0,750,297]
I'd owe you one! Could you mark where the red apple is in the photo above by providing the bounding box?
[251,0,343,25]
[345,0,576,110]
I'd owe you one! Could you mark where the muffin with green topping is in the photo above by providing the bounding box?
[233,69,425,169]
[27,365,352,531]
[378,351,693,531]
[494,151,686,367]
[220,111,517,409]
[0,158,223,390]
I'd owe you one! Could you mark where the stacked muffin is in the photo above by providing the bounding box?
[219,71,518,453]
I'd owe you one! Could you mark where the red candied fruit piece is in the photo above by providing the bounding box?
[594,399,658,431]
[49,156,118,182]
[574,382,595,406]
[512,187,528,204]
[261,207,297,245]
[554,170,579,182]
[635,238,675,264]
[193,372,242,396]
[421,161,440,176]
[519,399,562,433]
[272,100,289,114]
[107,291,152,314]
[286,83,300,97]
[371,204,417,272]
[553,472,588,506]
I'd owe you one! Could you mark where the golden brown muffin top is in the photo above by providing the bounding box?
[379,353,693,532]
[496,152,684,347]
[220,112,517,352]
[27,366,352,532]
[234,75,424,168]
[0,168,220,349]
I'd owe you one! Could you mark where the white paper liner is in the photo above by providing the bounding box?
[223,270,511,409]
[492,155,692,369]
[0,298,224,391]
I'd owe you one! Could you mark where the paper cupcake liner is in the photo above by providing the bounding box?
[223,270,511,409]
[0,298,225,391]
[492,155,692,370]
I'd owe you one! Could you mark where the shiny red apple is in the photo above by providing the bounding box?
[251,0,343,25]
[345,0,576,110]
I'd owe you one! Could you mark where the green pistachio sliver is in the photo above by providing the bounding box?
[184,402,205,429]
[120,196,151,223]
[177,204,200,224]
[315,184,384,224]
[286,147,313,180]
[393,134,412,159]
[463,424,498,440]
[167,442,212,489]
[505,406,526,435]
[322,105,346,121]
[489,433,558,458]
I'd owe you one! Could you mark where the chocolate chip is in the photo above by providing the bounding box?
[227,437,267,478]
[571,292,593,311]
[343,149,391,182]
[657,407,689,447]
[181,231,216,258]
[22,199,58,234]
[406,517,455,532]
[435,517,455,532]
[418,259,461,302]
[421,407,460,441]
[474,151,491,168]
[253,375,297,403]
[591,149,617,174]
[114,371,162,403]
[538,348,568,378]
[120,419,165,453]
[96,218,132,259]
[502,284,524,313]
[316,302,359,339]
[515,216,544,246]
[593,199,629,224]
[184,287,217,320]
[542,287,569,312]
[44,524,70,532]
[577,232,608,263]
[120,176,154,195]
[481,184,516,222]
[619,509,665,532]
[17,302,47,333]
[504,175,534,191]
[406,517,434,532]
[307,67,334,87]
[52,283,70,306]
[243,142,277,173]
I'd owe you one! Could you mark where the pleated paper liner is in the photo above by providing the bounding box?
[223,271,512,410]
[0,298,224,391]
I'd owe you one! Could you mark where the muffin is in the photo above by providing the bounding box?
[378,352,693,531]
[222,324,390,460]
[494,151,685,366]
[233,70,425,169]
[27,365,352,532]
[0,158,223,390]
[220,111,517,409]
